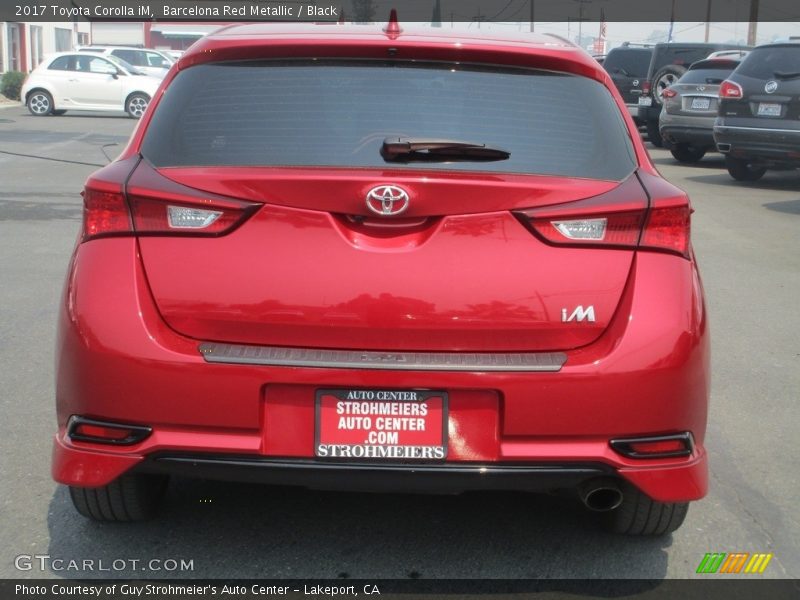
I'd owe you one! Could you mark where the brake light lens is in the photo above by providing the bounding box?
[641,205,691,257]
[719,79,744,99]
[82,187,258,241]
[82,188,131,240]
[514,178,691,258]
[662,88,677,99]
[530,212,644,247]
[128,196,257,235]
[642,80,651,96]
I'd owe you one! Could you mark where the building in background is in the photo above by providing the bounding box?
[0,21,221,74]
[89,22,224,51]
[1,22,90,73]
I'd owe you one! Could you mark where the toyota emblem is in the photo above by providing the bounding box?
[366,185,410,216]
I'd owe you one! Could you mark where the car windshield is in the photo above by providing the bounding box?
[141,60,637,180]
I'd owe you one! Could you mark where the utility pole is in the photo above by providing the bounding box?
[573,0,591,47]
[747,0,759,45]
[704,0,712,42]
[530,0,535,32]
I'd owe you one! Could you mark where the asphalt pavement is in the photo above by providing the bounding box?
[0,105,798,580]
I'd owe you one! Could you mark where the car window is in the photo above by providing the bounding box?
[142,60,637,180]
[48,56,71,71]
[656,47,718,69]
[145,51,170,68]
[75,56,117,75]
[604,49,652,77]
[735,46,800,79]
[112,49,143,66]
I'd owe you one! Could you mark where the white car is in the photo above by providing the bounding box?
[77,46,173,79]
[21,52,162,119]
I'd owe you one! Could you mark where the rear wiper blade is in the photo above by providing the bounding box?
[774,70,800,80]
[380,137,510,163]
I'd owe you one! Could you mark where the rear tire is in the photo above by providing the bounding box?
[646,120,664,148]
[725,156,767,181]
[27,90,54,116]
[69,473,168,521]
[601,482,689,535]
[670,143,707,163]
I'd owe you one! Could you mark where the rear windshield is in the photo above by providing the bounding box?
[678,67,737,84]
[735,46,800,79]
[141,60,636,180]
[603,48,652,77]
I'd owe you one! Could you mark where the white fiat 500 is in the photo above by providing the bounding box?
[21,52,162,119]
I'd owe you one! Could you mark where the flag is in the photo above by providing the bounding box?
[599,8,607,40]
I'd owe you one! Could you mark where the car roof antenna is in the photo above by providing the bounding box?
[383,9,402,38]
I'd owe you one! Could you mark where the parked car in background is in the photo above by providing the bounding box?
[714,41,800,181]
[603,43,653,125]
[659,57,744,163]
[21,52,161,118]
[638,42,751,146]
[53,23,709,536]
[78,46,173,78]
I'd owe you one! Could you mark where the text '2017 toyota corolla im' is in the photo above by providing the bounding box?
[53,20,709,535]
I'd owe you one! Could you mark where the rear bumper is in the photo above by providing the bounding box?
[626,103,644,125]
[53,436,708,500]
[637,103,661,124]
[659,113,715,147]
[53,238,710,503]
[714,123,800,166]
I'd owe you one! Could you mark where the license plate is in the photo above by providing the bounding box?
[638,96,652,107]
[316,389,447,461]
[757,103,781,117]
[690,97,711,110]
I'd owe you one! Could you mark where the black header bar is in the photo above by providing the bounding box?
[3,0,800,23]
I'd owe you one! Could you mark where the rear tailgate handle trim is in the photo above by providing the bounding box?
[198,342,566,372]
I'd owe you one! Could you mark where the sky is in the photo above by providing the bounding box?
[427,21,799,49]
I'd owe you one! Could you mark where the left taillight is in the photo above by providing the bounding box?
[82,173,259,242]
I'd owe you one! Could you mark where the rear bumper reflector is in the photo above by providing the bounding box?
[198,342,567,372]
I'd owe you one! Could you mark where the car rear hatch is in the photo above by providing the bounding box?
[126,59,649,353]
[722,45,800,126]
[663,59,739,117]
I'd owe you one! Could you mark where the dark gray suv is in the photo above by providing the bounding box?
[714,42,800,181]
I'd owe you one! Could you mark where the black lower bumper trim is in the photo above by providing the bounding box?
[140,454,614,494]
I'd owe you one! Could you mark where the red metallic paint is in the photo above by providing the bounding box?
[54,24,709,505]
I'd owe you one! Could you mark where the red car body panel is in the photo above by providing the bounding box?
[53,24,710,506]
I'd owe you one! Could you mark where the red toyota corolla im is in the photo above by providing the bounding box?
[53,19,709,534]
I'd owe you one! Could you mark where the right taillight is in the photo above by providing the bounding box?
[514,177,691,259]
[719,79,744,99]
[81,163,259,242]
[662,88,677,99]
